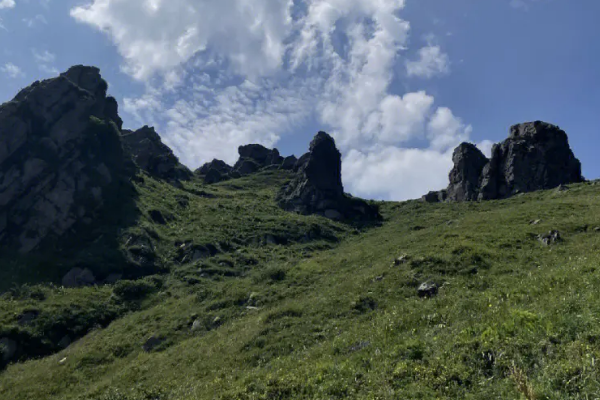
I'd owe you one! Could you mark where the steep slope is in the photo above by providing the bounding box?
[2,178,600,399]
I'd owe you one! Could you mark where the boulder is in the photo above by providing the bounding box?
[278,132,380,222]
[538,230,561,246]
[417,282,439,298]
[195,159,232,184]
[62,267,96,288]
[479,121,583,200]
[422,190,447,203]
[447,143,488,201]
[0,65,135,254]
[121,126,192,183]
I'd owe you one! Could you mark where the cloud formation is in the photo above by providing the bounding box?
[72,0,481,201]
[0,0,15,10]
[2,62,24,78]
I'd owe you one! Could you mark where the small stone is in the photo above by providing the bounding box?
[555,184,569,193]
[59,357,68,365]
[594,227,600,232]
[393,255,408,266]
[417,282,439,298]
[530,219,541,225]
[372,275,384,282]
[191,320,203,332]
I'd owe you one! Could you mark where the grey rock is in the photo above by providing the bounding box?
[278,132,380,222]
[479,121,583,200]
[191,319,203,332]
[422,190,447,203]
[530,219,542,225]
[121,126,192,183]
[196,159,232,184]
[142,336,165,352]
[62,267,96,288]
[447,143,489,201]
[538,230,561,246]
[594,227,600,233]
[0,337,17,363]
[417,282,439,298]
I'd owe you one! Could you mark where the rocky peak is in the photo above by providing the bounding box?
[278,131,380,222]
[478,121,583,200]
[233,144,284,176]
[60,66,107,99]
[424,121,583,203]
[121,126,192,183]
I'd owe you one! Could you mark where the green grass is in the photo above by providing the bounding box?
[2,173,600,399]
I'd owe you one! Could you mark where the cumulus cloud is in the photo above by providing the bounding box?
[0,0,15,10]
[1,62,24,78]
[72,0,483,201]
[33,50,58,75]
[406,45,450,78]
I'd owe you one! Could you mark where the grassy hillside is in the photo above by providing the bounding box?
[2,171,600,400]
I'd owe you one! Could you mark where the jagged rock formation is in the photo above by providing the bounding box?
[121,126,192,184]
[423,121,583,202]
[197,145,292,184]
[278,132,380,222]
[233,144,284,176]
[0,65,134,254]
[478,121,583,200]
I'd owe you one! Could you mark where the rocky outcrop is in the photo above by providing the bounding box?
[122,126,192,184]
[233,144,284,176]
[195,159,233,184]
[478,121,583,200]
[447,143,489,201]
[423,121,583,203]
[280,155,298,171]
[0,65,135,254]
[278,132,380,222]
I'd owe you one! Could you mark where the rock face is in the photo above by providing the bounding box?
[278,132,380,222]
[0,65,135,254]
[423,121,583,202]
[121,126,192,184]
[195,159,233,184]
[447,143,489,202]
[478,121,583,200]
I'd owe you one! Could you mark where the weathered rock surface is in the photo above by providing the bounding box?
[424,121,584,202]
[447,143,489,201]
[479,122,583,200]
[278,132,380,222]
[0,65,135,254]
[121,126,192,184]
[280,155,298,170]
[62,267,96,288]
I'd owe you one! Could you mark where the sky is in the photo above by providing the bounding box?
[1,0,599,201]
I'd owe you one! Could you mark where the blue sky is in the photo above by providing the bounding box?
[1,0,598,200]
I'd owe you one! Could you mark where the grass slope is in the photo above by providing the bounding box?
[2,172,600,400]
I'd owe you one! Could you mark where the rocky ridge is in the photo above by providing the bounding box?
[424,121,583,202]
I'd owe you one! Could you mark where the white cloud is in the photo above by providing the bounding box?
[406,45,450,78]
[73,0,485,200]
[23,14,47,27]
[343,146,454,200]
[32,49,58,75]
[1,62,24,78]
[477,140,494,158]
[71,0,294,81]
[0,0,15,9]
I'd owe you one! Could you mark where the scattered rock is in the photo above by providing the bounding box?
[594,227,600,233]
[59,357,68,365]
[417,282,439,298]
[142,336,165,352]
[121,126,192,183]
[277,132,380,222]
[62,268,96,288]
[538,230,562,246]
[530,219,542,225]
[555,184,569,193]
[191,320,203,332]
[394,255,409,266]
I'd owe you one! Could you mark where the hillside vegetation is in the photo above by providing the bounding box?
[2,170,600,400]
